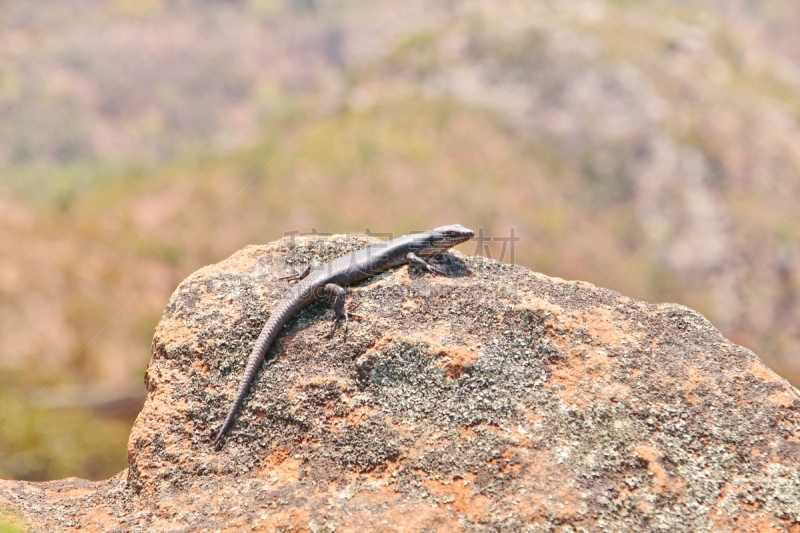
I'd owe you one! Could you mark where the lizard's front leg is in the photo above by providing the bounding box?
[406,252,447,275]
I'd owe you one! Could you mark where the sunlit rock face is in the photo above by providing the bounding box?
[1,235,799,532]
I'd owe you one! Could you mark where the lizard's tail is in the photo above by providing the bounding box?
[212,301,294,447]
[212,403,240,447]
[212,341,266,447]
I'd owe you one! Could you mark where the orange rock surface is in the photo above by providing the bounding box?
[2,234,799,532]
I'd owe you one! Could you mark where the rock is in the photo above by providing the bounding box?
[1,234,799,532]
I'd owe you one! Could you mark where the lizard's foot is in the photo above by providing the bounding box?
[406,252,448,275]
[328,309,363,338]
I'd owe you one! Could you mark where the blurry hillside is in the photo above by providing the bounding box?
[1,0,799,481]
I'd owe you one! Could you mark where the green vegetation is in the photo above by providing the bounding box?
[0,516,27,533]
[0,390,130,481]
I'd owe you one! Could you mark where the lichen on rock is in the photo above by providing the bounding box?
[2,234,799,532]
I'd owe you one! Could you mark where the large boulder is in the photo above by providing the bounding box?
[2,234,799,532]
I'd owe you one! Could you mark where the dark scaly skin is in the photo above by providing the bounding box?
[212,224,475,446]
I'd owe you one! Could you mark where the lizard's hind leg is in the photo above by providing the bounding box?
[280,261,319,282]
[324,283,360,337]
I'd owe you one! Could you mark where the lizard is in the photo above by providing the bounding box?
[212,224,475,446]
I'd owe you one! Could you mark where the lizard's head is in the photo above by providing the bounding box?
[422,224,475,254]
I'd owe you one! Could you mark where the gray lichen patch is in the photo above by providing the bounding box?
[2,234,799,532]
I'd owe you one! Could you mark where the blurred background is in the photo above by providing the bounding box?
[1,0,799,481]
